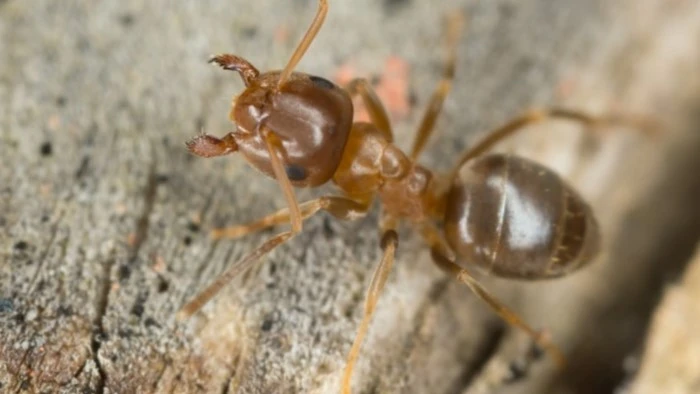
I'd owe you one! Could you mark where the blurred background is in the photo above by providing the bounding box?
[1,0,699,393]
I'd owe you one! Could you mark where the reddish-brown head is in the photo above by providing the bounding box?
[210,55,353,187]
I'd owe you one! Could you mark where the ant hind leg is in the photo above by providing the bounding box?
[429,247,566,368]
[449,108,654,178]
[465,329,552,393]
[419,223,566,368]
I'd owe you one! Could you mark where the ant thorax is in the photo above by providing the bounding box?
[332,122,443,221]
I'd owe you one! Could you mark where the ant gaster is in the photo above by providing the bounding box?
[178,1,642,392]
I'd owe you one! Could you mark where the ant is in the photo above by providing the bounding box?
[178,1,646,392]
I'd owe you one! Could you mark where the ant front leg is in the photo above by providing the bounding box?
[180,194,368,318]
[211,196,371,240]
[345,78,394,141]
[409,13,464,160]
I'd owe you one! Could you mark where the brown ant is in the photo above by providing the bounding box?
[178,1,646,392]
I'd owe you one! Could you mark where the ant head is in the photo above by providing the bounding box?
[204,0,351,187]
[211,55,354,187]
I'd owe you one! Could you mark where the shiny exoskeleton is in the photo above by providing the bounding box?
[445,154,599,279]
[178,1,638,393]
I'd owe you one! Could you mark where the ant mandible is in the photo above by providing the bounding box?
[178,1,636,392]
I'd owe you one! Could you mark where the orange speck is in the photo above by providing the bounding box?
[376,56,410,118]
[39,184,52,197]
[333,63,371,122]
[334,63,357,87]
[274,24,290,44]
[47,115,61,131]
[152,255,167,274]
[190,212,202,225]
[334,56,412,124]
[556,76,578,100]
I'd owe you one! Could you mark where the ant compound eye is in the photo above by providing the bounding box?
[285,164,308,181]
[309,75,336,90]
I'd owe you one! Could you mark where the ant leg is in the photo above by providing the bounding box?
[341,217,399,394]
[177,229,295,320]
[429,247,566,368]
[278,0,328,89]
[419,223,566,368]
[186,132,238,158]
[345,78,393,141]
[449,108,652,177]
[177,196,371,320]
[409,13,464,160]
[211,196,371,240]
[177,128,305,319]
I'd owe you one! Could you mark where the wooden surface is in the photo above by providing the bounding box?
[627,244,700,394]
[1,0,700,393]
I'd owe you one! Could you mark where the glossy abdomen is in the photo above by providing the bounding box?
[444,154,599,279]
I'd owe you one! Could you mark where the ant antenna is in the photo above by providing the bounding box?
[277,0,329,89]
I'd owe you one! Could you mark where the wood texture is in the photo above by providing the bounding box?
[1,0,699,393]
[627,244,700,394]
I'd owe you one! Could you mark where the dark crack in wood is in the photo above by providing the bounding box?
[28,210,64,292]
[129,158,159,263]
[90,255,116,394]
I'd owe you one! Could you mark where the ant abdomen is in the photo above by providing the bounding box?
[232,71,354,187]
[444,154,600,279]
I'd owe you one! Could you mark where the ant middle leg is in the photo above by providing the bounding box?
[409,12,464,160]
[341,215,399,394]
[211,196,371,240]
[177,195,371,320]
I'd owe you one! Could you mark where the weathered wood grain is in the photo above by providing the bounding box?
[626,244,700,394]
[1,0,699,393]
